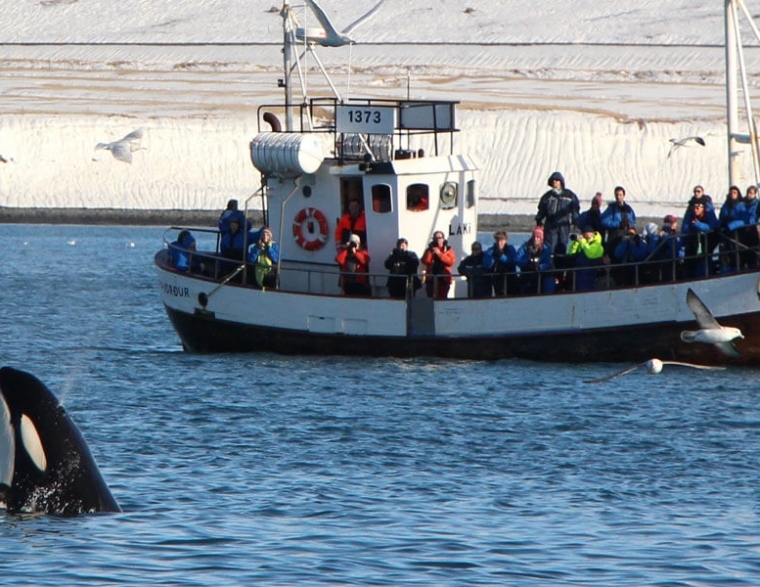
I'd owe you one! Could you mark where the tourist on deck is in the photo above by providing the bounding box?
[568,225,605,291]
[740,185,760,268]
[578,192,605,241]
[247,227,279,289]
[646,219,683,282]
[421,230,456,299]
[535,171,580,255]
[610,224,647,286]
[334,198,367,251]
[458,241,491,298]
[689,184,713,207]
[220,217,247,260]
[483,230,518,296]
[662,214,679,235]
[384,237,421,299]
[718,185,747,273]
[601,186,637,255]
[681,198,719,278]
[169,230,198,272]
[218,198,250,236]
[336,233,371,297]
[515,226,555,294]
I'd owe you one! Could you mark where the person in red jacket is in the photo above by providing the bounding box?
[421,230,456,299]
[335,234,371,296]
[334,199,367,251]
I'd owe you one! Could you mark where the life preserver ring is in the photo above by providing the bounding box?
[292,207,329,251]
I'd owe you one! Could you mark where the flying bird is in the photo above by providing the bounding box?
[681,288,744,357]
[94,128,144,164]
[584,358,725,384]
[297,0,385,47]
[667,136,705,158]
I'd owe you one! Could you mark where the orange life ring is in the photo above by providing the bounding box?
[292,207,329,251]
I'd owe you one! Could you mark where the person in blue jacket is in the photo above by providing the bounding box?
[483,231,518,296]
[218,199,251,236]
[740,185,760,268]
[169,230,198,272]
[458,241,491,298]
[681,198,719,277]
[719,185,747,272]
[601,186,637,255]
[247,227,279,288]
[515,226,555,294]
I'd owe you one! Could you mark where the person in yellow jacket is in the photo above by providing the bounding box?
[567,226,605,290]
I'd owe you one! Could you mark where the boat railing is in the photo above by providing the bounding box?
[256,97,460,160]
[161,225,760,299]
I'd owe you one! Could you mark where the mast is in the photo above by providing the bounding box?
[282,1,294,131]
[726,0,740,186]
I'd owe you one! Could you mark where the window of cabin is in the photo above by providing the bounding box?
[466,179,476,208]
[406,183,429,211]
[371,184,392,213]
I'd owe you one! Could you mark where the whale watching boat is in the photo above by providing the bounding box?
[155,0,760,364]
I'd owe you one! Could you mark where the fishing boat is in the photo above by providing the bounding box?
[155,0,760,364]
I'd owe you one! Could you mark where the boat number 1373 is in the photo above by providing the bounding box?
[346,110,382,124]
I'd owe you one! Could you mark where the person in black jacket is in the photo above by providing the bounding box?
[535,171,580,255]
[384,238,421,299]
[458,241,492,298]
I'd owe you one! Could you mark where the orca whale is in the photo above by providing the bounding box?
[0,366,121,515]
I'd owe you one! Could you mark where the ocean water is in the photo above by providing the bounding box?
[1,224,760,586]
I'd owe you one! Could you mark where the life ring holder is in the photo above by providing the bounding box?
[292,207,329,251]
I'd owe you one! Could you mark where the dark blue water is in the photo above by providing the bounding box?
[1,225,759,586]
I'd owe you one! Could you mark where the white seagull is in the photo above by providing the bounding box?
[667,136,705,158]
[584,358,725,384]
[298,0,385,47]
[94,128,144,164]
[681,288,744,357]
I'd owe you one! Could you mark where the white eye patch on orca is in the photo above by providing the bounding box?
[0,393,14,488]
[20,414,47,473]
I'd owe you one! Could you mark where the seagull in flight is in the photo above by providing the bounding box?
[681,288,743,357]
[94,128,144,164]
[667,136,705,158]
[584,358,724,384]
[297,0,385,47]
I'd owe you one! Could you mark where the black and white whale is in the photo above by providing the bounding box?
[0,366,121,515]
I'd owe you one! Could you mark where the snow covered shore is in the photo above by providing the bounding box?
[2,1,760,220]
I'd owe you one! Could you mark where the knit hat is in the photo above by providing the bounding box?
[645,223,658,237]
[348,234,361,247]
[262,227,273,237]
[663,214,677,225]
[532,226,544,240]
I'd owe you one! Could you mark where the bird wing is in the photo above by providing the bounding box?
[584,363,643,384]
[120,128,143,142]
[694,136,706,146]
[686,288,721,329]
[342,0,385,35]
[713,341,742,358]
[305,0,350,44]
[109,142,133,163]
[661,361,726,371]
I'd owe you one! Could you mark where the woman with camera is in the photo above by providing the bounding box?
[421,231,456,299]
[336,233,372,297]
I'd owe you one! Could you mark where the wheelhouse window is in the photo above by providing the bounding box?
[466,179,476,208]
[406,183,429,211]
[371,184,392,213]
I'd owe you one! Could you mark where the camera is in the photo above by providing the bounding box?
[569,233,578,241]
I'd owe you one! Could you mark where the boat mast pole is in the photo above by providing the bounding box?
[282,1,294,132]
[726,0,740,186]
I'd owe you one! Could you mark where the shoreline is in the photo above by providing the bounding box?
[0,208,663,235]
